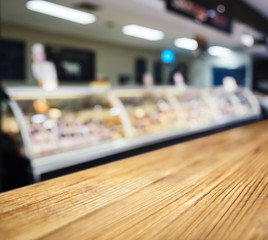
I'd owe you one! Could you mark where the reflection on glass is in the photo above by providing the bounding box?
[1,101,25,156]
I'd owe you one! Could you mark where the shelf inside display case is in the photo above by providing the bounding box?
[2,86,261,180]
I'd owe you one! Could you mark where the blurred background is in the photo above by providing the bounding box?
[1,0,268,89]
[1,0,268,191]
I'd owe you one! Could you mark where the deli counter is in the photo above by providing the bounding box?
[1,86,261,181]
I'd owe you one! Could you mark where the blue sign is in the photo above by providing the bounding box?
[161,50,175,64]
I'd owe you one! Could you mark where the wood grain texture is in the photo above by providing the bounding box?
[0,121,268,240]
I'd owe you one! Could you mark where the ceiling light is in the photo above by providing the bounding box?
[26,0,96,24]
[208,46,232,57]
[174,38,198,51]
[122,24,164,41]
[241,34,254,47]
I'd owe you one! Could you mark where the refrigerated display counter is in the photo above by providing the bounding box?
[1,86,261,181]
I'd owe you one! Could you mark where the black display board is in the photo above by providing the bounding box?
[253,56,268,93]
[154,61,163,85]
[166,0,232,34]
[135,58,147,85]
[0,39,25,81]
[46,45,95,82]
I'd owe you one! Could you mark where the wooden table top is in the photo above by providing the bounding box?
[1,120,268,240]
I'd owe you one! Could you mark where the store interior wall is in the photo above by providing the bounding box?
[189,51,252,88]
[1,22,252,88]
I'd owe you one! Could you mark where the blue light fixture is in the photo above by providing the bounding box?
[161,50,175,64]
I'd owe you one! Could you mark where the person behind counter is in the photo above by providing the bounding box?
[173,71,187,90]
[143,72,154,88]
[31,43,58,91]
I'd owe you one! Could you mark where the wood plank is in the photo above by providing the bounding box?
[0,120,268,240]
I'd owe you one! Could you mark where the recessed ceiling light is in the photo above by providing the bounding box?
[208,46,232,57]
[26,0,96,24]
[241,34,254,47]
[174,38,198,51]
[122,24,164,41]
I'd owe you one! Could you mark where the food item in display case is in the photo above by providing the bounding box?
[234,89,253,113]
[119,94,179,136]
[208,88,258,121]
[175,91,216,127]
[33,99,50,114]
[209,89,238,119]
[17,95,124,157]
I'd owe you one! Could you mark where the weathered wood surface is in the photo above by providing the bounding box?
[0,121,268,240]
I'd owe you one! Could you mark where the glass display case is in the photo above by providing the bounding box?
[2,88,126,158]
[173,90,216,128]
[208,88,260,122]
[1,86,261,180]
[116,90,180,137]
[17,95,124,158]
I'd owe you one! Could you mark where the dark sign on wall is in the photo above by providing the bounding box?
[46,46,95,82]
[135,58,147,85]
[154,61,163,85]
[0,39,25,81]
[166,0,232,34]
[252,56,268,93]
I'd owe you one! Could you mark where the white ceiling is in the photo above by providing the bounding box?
[242,0,268,20]
[1,0,266,52]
